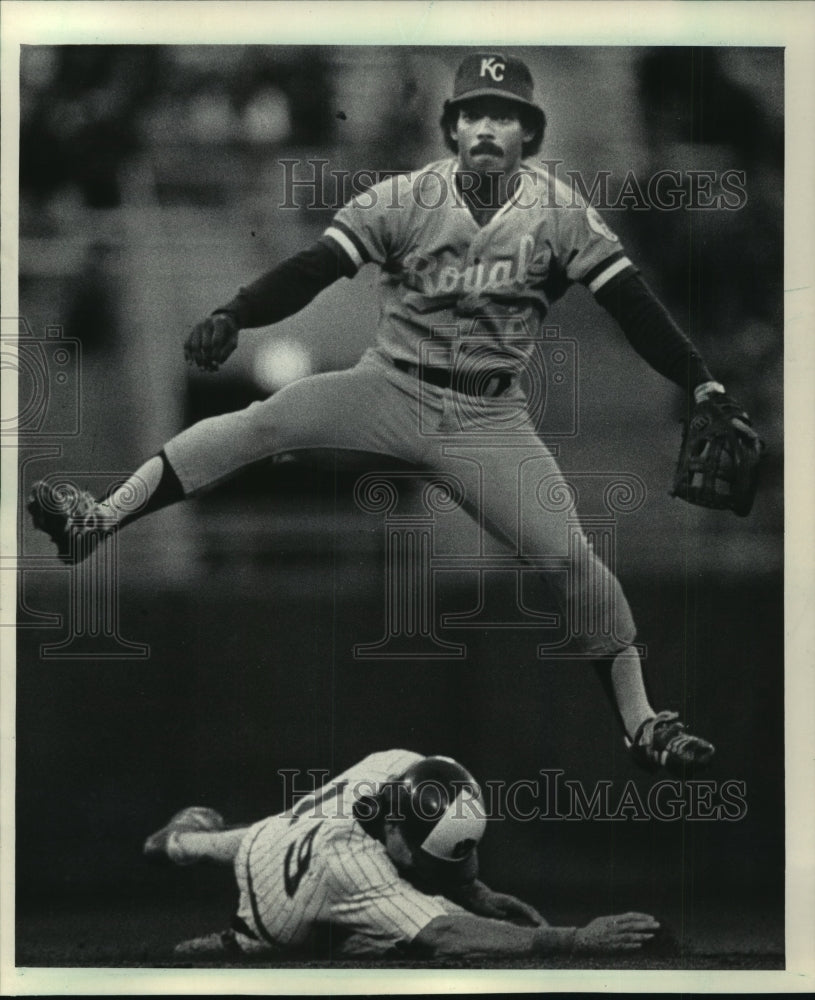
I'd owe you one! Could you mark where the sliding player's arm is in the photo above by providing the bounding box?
[448,878,547,926]
[411,911,659,960]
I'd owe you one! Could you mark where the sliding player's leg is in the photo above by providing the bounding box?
[143,806,246,866]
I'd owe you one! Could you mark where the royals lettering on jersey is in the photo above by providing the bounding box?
[322,158,635,366]
[233,749,467,957]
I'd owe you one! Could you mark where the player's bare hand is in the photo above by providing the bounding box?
[184,313,239,372]
[481,891,547,927]
[574,912,660,953]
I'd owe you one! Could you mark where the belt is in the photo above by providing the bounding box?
[393,358,513,398]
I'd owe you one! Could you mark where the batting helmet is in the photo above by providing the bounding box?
[354,755,487,871]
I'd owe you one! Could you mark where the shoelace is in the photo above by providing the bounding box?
[642,712,683,763]
[659,728,698,765]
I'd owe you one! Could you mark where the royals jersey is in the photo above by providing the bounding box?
[323,157,635,368]
[233,749,467,957]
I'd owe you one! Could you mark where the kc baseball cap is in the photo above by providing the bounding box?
[447,52,544,115]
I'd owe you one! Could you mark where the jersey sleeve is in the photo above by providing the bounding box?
[323,835,452,951]
[322,174,412,273]
[344,749,424,785]
[554,200,637,294]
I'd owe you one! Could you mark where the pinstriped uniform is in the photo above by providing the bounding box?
[233,749,468,957]
[163,155,638,655]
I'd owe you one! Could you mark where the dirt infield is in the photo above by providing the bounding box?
[17,880,783,970]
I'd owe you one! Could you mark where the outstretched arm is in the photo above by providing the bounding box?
[411,911,659,960]
[593,270,717,398]
[184,238,353,371]
[448,878,547,927]
[595,269,764,514]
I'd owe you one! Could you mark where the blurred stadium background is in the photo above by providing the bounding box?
[16,45,783,966]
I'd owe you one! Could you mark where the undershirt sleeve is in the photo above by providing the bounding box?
[216,238,356,329]
[594,270,714,395]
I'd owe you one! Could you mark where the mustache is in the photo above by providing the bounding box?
[470,141,504,157]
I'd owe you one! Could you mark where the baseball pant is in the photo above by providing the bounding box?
[163,347,636,656]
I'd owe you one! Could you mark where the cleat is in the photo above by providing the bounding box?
[626,710,715,771]
[174,929,246,960]
[143,806,225,865]
[27,480,116,565]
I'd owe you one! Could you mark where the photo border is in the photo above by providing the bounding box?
[1,1,812,994]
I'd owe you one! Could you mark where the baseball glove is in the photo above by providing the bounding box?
[671,392,764,517]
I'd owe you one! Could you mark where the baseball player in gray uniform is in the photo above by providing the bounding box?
[144,748,660,959]
[28,52,748,770]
